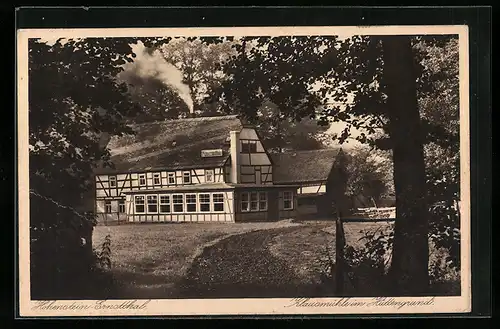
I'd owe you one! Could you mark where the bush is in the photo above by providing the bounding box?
[317,221,460,296]
[316,226,392,296]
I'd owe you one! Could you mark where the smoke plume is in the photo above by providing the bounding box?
[127,41,194,113]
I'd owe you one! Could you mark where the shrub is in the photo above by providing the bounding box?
[317,221,459,296]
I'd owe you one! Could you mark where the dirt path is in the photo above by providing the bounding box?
[177,226,329,298]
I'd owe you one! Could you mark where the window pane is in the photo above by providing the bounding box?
[200,194,210,212]
[213,193,224,202]
[160,204,171,213]
[241,201,249,211]
[241,141,249,153]
[249,142,257,153]
[205,170,214,182]
[173,195,183,212]
[199,194,210,203]
[213,193,224,212]
[186,194,196,212]
[241,192,249,201]
[147,195,158,213]
[283,191,293,210]
[119,200,125,213]
[135,196,145,213]
[250,192,258,210]
[105,201,112,213]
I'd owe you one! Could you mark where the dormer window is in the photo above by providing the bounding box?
[241,140,257,153]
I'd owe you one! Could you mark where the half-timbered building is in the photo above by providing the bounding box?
[93,115,346,224]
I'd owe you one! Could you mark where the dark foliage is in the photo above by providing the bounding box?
[28,37,166,298]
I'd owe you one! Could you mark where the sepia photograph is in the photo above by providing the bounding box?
[17,24,471,316]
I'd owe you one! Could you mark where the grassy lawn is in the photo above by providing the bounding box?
[92,220,300,298]
[93,218,458,298]
[267,220,394,286]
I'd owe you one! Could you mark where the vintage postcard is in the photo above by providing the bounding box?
[17,25,471,317]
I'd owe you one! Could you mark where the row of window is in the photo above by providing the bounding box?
[134,193,225,214]
[107,169,217,188]
[104,190,294,214]
[240,191,267,212]
[239,191,293,212]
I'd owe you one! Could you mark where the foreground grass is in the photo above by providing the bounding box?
[92,221,299,298]
[94,219,459,298]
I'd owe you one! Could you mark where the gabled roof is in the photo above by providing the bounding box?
[270,148,343,184]
[96,115,243,173]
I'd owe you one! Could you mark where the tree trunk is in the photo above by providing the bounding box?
[382,36,430,295]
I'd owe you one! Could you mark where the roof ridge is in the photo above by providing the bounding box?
[130,115,240,126]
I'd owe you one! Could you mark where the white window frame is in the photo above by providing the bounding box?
[134,195,145,214]
[118,199,125,213]
[259,192,268,211]
[153,173,161,185]
[199,193,211,212]
[241,192,250,212]
[212,193,225,212]
[109,176,117,188]
[172,194,184,213]
[159,194,171,214]
[183,171,191,184]
[105,200,112,213]
[250,192,259,211]
[241,140,257,153]
[147,195,158,213]
[205,169,215,183]
[138,174,146,186]
[241,191,267,212]
[283,191,294,210]
[185,193,197,213]
[168,172,175,185]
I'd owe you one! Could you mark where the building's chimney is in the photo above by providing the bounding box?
[230,130,241,183]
